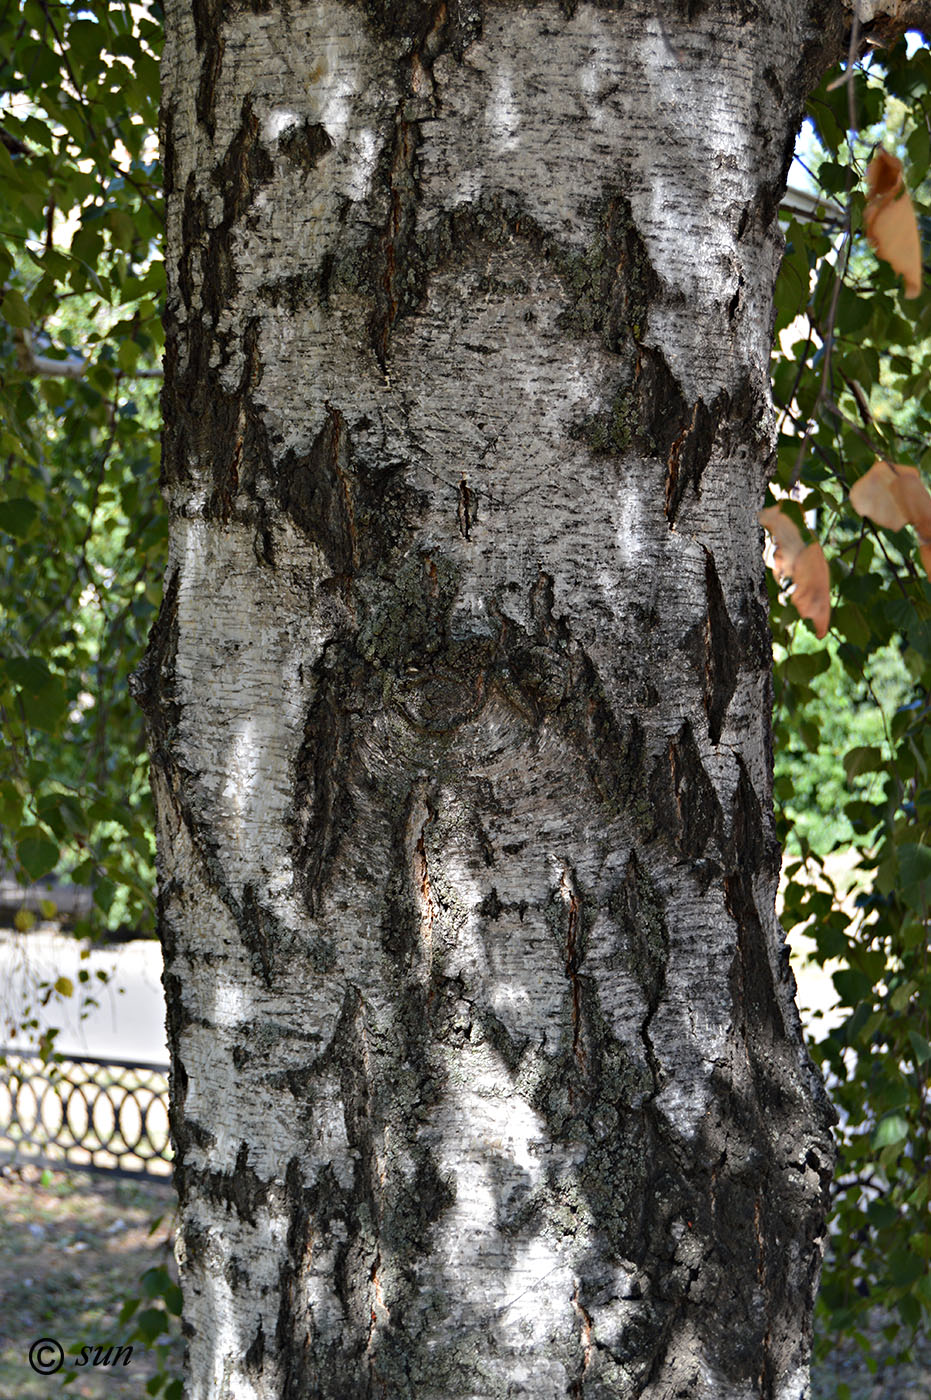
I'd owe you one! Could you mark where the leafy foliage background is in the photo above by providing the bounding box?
[0,0,163,958]
[0,2,929,1390]
[769,33,931,1384]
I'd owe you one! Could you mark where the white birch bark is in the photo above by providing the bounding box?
[139,1,919,1395]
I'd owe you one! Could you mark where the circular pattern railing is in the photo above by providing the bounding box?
[0,1048,172,1178]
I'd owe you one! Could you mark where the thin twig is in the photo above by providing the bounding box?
[789,6,862,489]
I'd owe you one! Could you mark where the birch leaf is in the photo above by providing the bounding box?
[849,460,909,531]
[791,543,831,639]
[758,505,805,581]
[759,507,831,636]
[850,462,931,579]
[865,148,923,299]
[888,464,931,541]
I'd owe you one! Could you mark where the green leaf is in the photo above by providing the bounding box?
[0,287,32,327]
[783,649,831,684]
[837,284,875,335]
[898,843,931,906]
[0,497,39,537]
[141,1266,171,1299]
[907,122,930,173]
[843,746,884,782]
[907,1030,931,1065]
[5,655,55,693]
[873,1114,909,1149]
[817,159,849,193]
[135,1307,168,1345]
[93,878,117,914]
[888,1246,926,1286]
[17,831,60,880]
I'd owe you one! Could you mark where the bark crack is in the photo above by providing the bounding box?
[569,1277,594,1398]
[560,868,587,1074]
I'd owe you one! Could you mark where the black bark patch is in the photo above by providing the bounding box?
[162,102,176,199]
[615,851,669,1105]
[631,344,690,459]
[723,762,788,1040]
[702,549,741,745]
[277,407,419,575]
[477,887,503,920]
[279,119,334,173]
[164,101,275,512]
[663,389,728,525]
[495,574,647,814]
[185,1140,272,1228]
[370,115,421,368]
[727,755,767,873]
[361,0,481,57]
[737,587,775,673]
[260,267,329,312]
[395,644,494,733]
[176,97,272,329]
[241,882,294,988]
[278,405,356,575]
[130,565,180,728]
[725,870,783,1036]
[579,342,718,465]
[191,0,226,135]
[615,851,668,1014]
[291,649,364,915]
[244,1322,265,1372]
[273,984,455,1394]
[456,474,476,539]
[217,97,275,221]
[649,720,722,861]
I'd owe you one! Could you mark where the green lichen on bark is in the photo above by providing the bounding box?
[555,188,657,354]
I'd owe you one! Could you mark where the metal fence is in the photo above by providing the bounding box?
[0,1048,172,1179]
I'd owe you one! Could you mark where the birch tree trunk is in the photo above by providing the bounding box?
[137,2,912,1395]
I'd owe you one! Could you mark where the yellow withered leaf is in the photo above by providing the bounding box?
[849,460,909,531]
[791,543,831,640]
[758,505,804,582]
[865,149,922,299]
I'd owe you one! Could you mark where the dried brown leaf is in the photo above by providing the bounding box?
[849,460,909,531]
[888,464,931,541]
[865,149,922,299]
[758,505,804,581]
[791,543,831,639]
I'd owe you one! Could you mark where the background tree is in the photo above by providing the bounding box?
[0,0,163,976]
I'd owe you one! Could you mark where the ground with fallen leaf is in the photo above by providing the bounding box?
[0,1165,181,1399]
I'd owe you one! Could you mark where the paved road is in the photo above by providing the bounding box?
[0,930,167,1064]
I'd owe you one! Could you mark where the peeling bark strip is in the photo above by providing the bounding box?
[147,0,881,1394]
